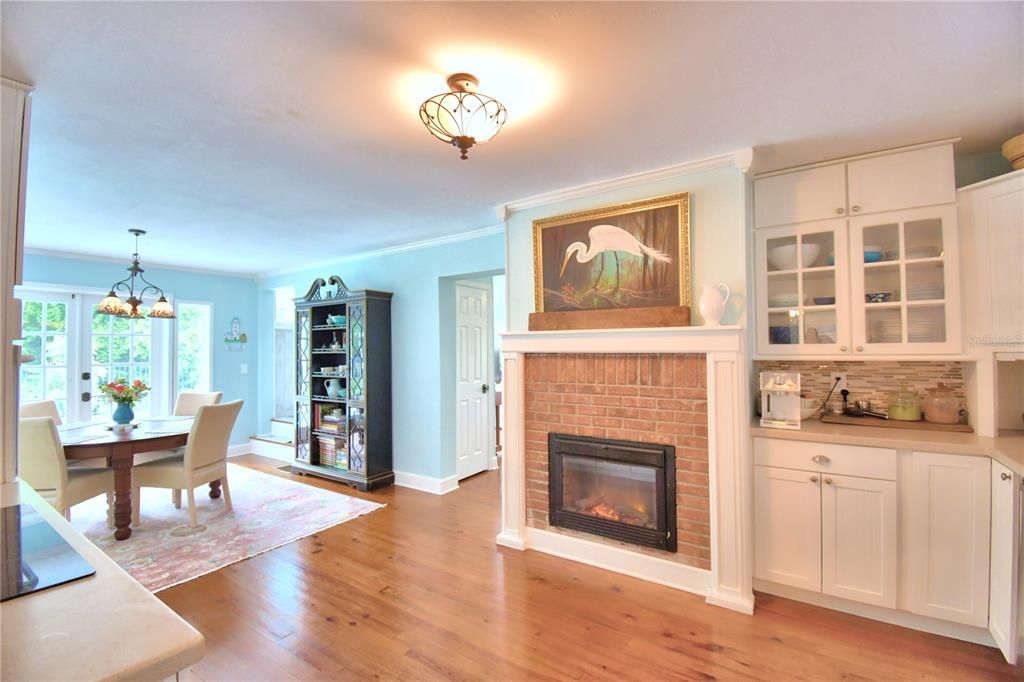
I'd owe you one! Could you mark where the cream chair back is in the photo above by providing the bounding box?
[173,391,223,417]
[20,400,63,426]
[185,400,242,471]
[18,417,68,494]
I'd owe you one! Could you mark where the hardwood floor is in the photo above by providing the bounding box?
[160,455,1017,681]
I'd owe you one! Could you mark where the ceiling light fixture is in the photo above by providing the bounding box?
[98,229,176,319]
[419,73,507,160]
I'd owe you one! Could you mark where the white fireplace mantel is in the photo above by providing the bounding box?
[497,325,754,615]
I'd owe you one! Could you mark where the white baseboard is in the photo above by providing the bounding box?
[526,527,712,597]
[393,470,459,495]
[227,444,251,457]
[706,588,755,615]
[754,579,997,648]
[496,531,527,550]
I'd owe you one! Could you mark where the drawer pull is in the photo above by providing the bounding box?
[812,455,831,464]
[1002,472,1012,481]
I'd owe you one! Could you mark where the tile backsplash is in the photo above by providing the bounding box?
[756,360,965,413]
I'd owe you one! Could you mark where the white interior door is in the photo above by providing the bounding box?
[455,281,492,481]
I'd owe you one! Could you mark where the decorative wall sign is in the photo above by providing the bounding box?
[533,192,691,314]
[224,317,248,351]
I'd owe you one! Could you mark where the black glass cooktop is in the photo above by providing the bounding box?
[1,503,95,602]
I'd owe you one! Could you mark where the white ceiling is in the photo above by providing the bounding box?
[2,2,1021,276]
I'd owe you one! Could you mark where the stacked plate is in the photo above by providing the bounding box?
[906,245,941,259]
[908,310,945,342]
[871,319,902,343]
[907,282,944,300]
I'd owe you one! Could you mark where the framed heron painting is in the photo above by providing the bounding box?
[532,192,691,313]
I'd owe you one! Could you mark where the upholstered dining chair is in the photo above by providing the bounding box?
[20,399,62,425]
[18,417,115,527]
[173,391,223,417]
[132,400,242,528]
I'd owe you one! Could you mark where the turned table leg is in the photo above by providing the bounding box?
[111,444,133,541]
[209,479,222,499]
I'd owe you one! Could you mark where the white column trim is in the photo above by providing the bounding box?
[496,351,527,550]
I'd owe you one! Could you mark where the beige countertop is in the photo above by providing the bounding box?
[752,418,1024,476]
[1,481,204,682]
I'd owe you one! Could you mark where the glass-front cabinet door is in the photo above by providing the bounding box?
[849,205,960,355]
[755,219,850,355]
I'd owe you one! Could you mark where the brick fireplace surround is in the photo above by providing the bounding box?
[524,353,711,569]
[498,326,754,615]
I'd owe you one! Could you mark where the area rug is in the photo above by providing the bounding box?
[70,463,384,592]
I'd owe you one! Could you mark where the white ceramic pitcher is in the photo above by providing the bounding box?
[323,378,343,398]
[699,283,730,326]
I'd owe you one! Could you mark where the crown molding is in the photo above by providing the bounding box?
[259,223,505,279]
[1,76,34,93]
[494,146,755,219]
[23,247,259,280]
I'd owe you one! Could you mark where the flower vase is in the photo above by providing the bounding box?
[112,402,135,426]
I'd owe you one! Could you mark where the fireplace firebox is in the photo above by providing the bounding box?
[548,433,676,552]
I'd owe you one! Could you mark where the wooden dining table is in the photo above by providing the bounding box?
[60,419,222,541]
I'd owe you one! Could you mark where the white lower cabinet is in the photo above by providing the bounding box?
[821,473,898,607]
[754,461,897,607]
[905,451,991,627]
[754,465,822,591]
[990,461,1020,663]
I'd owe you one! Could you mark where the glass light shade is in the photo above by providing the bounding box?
[420,90,507,157]
[98,291,124,315]
[122,300,145,319]
[148,296,176,319]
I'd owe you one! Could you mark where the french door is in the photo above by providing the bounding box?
[18,289,170,423]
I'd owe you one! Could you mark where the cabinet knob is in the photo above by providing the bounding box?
[856,345,864,352]
[810,476,819,483]
[812,455,831,464]
[835,208,845,215]
[824,477,833,485]
[851,205,861,213]
[1002,472,1012,481]
[840,345,848,351]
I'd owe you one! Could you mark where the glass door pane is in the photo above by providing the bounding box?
[90,304,154,419]
[19,298,71,420]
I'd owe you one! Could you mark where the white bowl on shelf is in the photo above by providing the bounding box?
[768,243,822,271]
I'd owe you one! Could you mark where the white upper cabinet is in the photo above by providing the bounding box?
[848,205,961,355]
[754,141,959,357]
[847,145,956,216]
[754,164,847,229]
[958,170,1024,350]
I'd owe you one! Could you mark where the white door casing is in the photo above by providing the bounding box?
[455,281,492,481]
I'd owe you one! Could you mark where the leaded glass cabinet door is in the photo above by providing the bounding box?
[849,205,961,355]
[755,219,850,356]
[347,301,365,402]
[295,308,311,461]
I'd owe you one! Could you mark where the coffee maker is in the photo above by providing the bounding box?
[760,371,802,430]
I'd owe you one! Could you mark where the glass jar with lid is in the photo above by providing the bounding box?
[923,383,961,424]
[887,387,922,421]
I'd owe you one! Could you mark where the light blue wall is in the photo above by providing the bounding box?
[258,232,505,480]
[22,253,259,444]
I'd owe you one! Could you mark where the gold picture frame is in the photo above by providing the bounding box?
[532,191,691,313]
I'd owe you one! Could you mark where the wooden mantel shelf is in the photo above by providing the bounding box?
[500,325,744,354]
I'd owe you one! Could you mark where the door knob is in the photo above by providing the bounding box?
[1002,472,1012,481]
[810,476,819,483]
[835,208,845,215]
[840,345,848,351]
[856,345,864,352]
[824,477,833,485]
[481,384,489,394]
